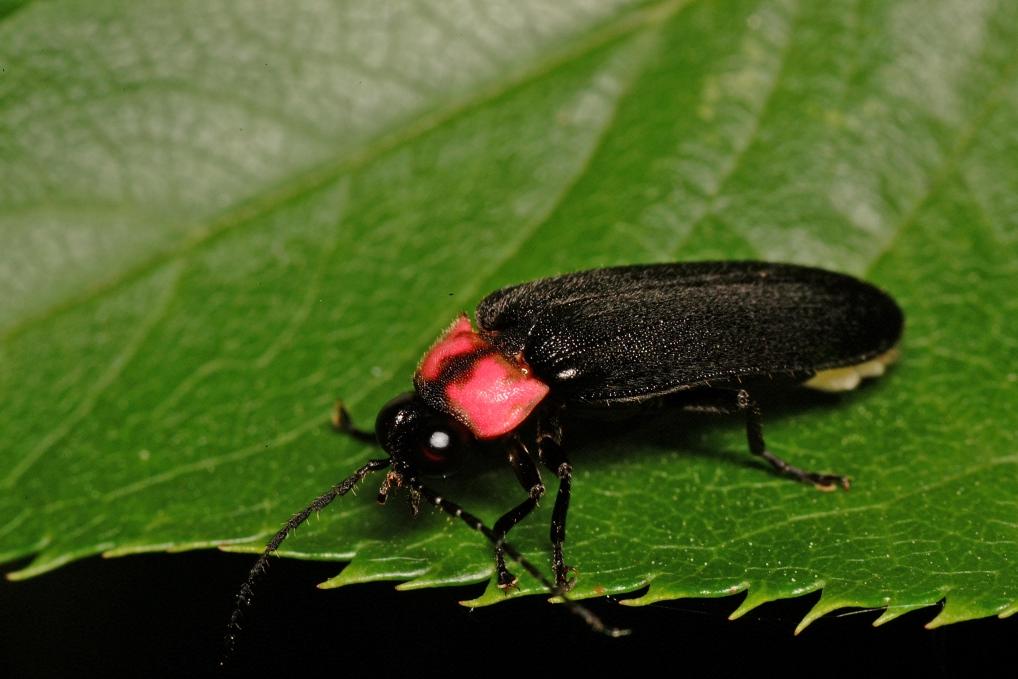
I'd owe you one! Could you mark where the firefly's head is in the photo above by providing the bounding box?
[374,392,474,485]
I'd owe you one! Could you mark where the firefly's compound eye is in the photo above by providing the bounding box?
[415,420,472,477]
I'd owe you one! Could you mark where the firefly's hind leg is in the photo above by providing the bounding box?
[683,388,850,491]
[494,437,545,590]
[330,400,376,444]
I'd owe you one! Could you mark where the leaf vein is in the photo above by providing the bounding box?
[1,0,690,342]
[718,452,1018,549]
[666,0,803,259]
[2,262,184,487]
[867,47,1018,274]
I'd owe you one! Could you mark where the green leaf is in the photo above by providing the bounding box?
[2,0,1016,631]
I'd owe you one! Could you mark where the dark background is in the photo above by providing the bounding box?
[2,548,1013,678]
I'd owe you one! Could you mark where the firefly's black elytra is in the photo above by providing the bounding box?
[223,261,904,657]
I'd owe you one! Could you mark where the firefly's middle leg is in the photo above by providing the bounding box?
[536,414,575,591]
[493,437,545,589]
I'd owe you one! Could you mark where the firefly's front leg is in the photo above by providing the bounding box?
[330,400,376,444]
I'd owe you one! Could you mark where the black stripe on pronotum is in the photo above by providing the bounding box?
[222,261,904,662]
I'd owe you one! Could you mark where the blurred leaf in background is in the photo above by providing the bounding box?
[1,0,1015,629]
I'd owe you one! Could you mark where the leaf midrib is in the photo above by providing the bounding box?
[0,0,692,343]
[0,20,669,555]
[6,0,1013,554]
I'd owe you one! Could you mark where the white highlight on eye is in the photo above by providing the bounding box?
[429,431,451,449]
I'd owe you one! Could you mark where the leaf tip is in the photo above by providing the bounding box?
[727,585,773,621]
